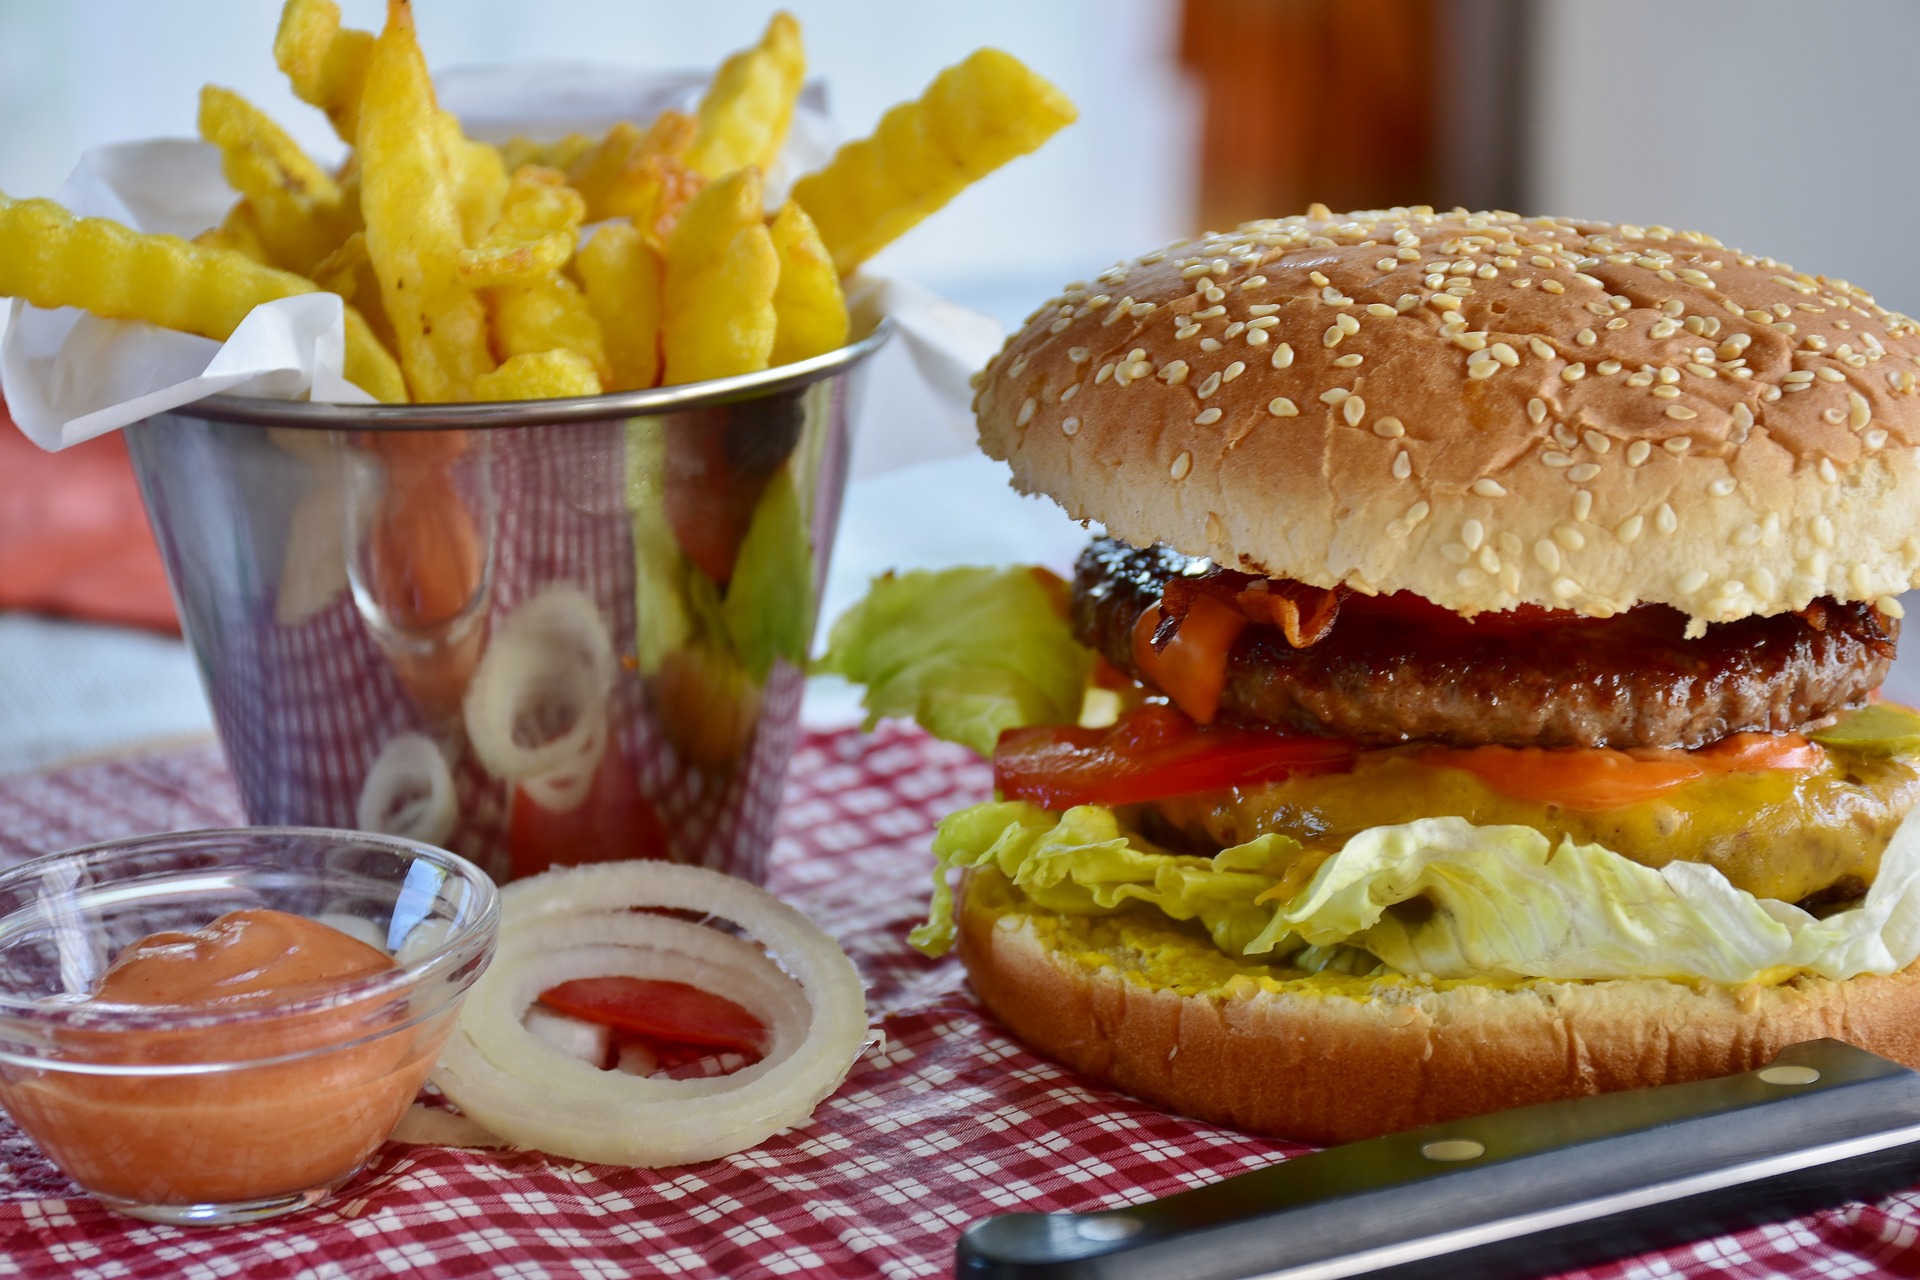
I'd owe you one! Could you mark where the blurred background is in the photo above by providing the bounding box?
[4,0,1920,769]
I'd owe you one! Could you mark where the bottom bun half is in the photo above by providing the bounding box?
[956,870,1920,1146]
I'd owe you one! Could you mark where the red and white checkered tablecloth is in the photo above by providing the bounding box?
[4,724,1920,1279]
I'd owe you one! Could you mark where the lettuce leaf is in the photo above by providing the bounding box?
[910,801,1298,956]
[917,801,1920,986]
[816,567,1092,757]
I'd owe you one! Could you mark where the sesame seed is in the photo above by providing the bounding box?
[1656,503,1677,534]
[1542,450,1574,468]
[1268,397,1298,417]
[1272,342,1295,369]
[1181,263,1212,278]
[1554,525,1586,550]
[1323,325,1345,348]
[1060,384,1079,402]
[1017,398,1036,426]
[1534,540,1561,571]
[1663,436,1692,454]
[1222,361,1246,382]
[1096,362,1116,384]
[1686,363,1717,378]
[1067,346,1090,363]
[1616,515,1644,544]
[1626,440,1652,466]
[1473,478,1507,498]
[1468,354,1499,380]
[1160,360,1190,385]
[1225,321,1246,339]
[1048,317,1072,334]
[1248,316,1281,329]
[1709,477,1737,496]
[1061,416,1080,436]
[1247,329,1270,347]
[1462,519,1485,551]
[1194,305,1226,320]
[1199,338,1223,352]
[1573,489,1594,521]
[1867,427,1889,449]
[1196,371,1223,398]
[1429,294,1463,312]
[1850,391,1872,430]
[1393,450,1412,479]
[1562,363,1587,383]
[1583,429,1611,453]
[1541,280,1566,294]
[1337,313,1361,335]
[1453,332,1489,352]
[1665,404,1697,420]
[1551,577,1580,600]
[1333,353,1365,368]
[1529,337,1555,359]
[1374,416,1406,438]
[1814,515,1836,547]
[1169,451,1194,480]
[1680,570,1709,593]
[1397,294,1421,312]
[1242,275,1268,289]
[1815,367,1845,383]
[1320,387,1351,405]
[1367,303,1397,317]
[1568,462,1602,482]
[1528,398,1547,423]
[1882,596,1908,619]
[1248,304,1280,317]
[1650,318,1679,339]
[1606,317,1631,330]
[1310,271,1330,287]
[1009,354,1030,378]
[1819,457,1839,483]
[1194,408,1222,426]
[1597,359,1623,375]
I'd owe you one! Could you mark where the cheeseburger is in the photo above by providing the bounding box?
[824,207,1920,1144]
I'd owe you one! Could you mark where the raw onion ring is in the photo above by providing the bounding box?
[432,861,869,1166]
[356,732,457,845]
[464,584,614,783]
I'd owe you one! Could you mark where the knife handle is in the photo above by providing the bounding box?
[955,1039,1920,1280]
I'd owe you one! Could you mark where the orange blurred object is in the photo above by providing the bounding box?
[0,396,179,634]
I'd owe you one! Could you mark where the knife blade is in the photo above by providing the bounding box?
[955,1039,1920,1280]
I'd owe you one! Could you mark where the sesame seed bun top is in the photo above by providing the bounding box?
[974,207,1920,627]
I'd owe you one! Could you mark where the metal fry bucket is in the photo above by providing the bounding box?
[123,323,890,885]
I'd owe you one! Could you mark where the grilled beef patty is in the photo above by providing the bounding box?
[1073,536,1897,749]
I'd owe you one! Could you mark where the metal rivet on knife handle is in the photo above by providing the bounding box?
[1420,1138,1487,1162]
[1759,1065,1822,1086]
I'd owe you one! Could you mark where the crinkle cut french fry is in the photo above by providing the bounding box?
[458,166,582,287]
[438,114,509,247]
[359,0,494,402]
[791,48,1076,276]
[685,11,805,179]
[501,133,596,174]
[662,167,777,385]
[274,0,373,145]
[193,198,272,265]
[474,167,608,383]
[768,200,847,366]
[576,221,663,392]
[0,190,405,403]
[567,112,699,227]
[198,84,352,275]
[473,349,601,401]
[488,276,609,387]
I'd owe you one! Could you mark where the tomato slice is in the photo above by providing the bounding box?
[994,704,1355,809]
[1424,732,1823,811]
[538,976,767,1055]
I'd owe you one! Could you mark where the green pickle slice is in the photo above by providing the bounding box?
[1810,703,1920,756]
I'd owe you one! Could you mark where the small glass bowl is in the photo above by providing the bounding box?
[0,828,498,1225]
